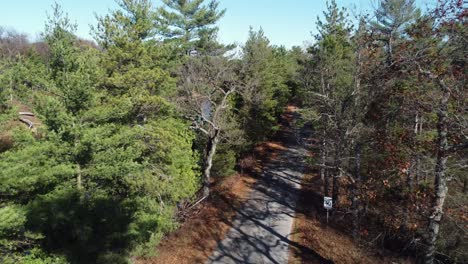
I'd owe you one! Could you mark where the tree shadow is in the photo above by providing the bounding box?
[202,114,333,263]
[27,187,134,264]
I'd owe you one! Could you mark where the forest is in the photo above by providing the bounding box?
[0,0,466,263]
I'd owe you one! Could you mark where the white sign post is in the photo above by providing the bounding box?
[323,196,333,224]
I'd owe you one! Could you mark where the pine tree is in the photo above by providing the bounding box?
[239,28,292,144]
[403,2,467,262]
[0,2,201,262]
[310,0,354,204]
[371,0,420,65]
[93,0,174,98]
[155,0,225,53]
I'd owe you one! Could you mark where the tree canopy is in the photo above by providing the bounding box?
[0,0,466,263]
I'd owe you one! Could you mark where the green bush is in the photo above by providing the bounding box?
[212,145,237,178]
[1,248,68,264]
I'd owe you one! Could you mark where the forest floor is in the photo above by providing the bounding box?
[288,108,415,264]
[288,170,415,264]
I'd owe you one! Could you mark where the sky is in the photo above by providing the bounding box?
[0,0,437,49]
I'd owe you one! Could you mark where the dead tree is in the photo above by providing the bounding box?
[177,55,239,198]
[418,67,452,264]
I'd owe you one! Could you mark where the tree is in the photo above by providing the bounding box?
[155,0,226,53]
[239,28,292,145]
[371,0,420,65]
[348,16,373,240]
[40,3,99,191]
[307,0,354,204]
[0,2,201,262]
[93,0,174,97]
[404,1,467,262]
[176,55,239,197]
[0,27,30,59]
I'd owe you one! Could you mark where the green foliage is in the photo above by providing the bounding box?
[371,0,420,64]
[10,127,36,149]
[372,0,420,37]
[143,119,199,199]
[43,3,78,80]
[0,140,75,200]
[0,54,50,102]
[156,0,226,53]
[0,105,17,129]
[0,2,201,263]
[211,144,237,178]
[238,28,293,144]
[93,0,175,96]
[1,248,68,264]
[33,95,73,134]
[43,5,101,115]
[0,205,26,239]
[315,0,354,96]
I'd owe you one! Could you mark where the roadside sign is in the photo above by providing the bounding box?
[324,196,332,224]
[324,196,332,210]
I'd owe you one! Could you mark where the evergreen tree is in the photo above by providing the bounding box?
[1,1,466,263]
[371,0,420,65]
[93,0,174,98]
[0,2,200,262]
[308,0,354,204]
[239,28,292,144]
[155,0,225,53]
[403,2,467,262]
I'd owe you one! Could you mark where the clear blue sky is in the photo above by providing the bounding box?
[0,0,436,48]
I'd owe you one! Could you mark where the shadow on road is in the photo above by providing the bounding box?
[205,110,333,264]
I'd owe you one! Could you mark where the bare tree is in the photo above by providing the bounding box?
[0,27,30,58]
[176,55,240,197]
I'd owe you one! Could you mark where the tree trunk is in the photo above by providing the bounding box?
[320,70,330,198]
[352,143,362,240]
[332,167,340,206]
[321,136,330,197]
[403,165,414,229]
[463,178,467,194]
[424,84,450,264]
[75,137,83,192]
[408,112,419,190]
[77,163,83,191]
[320,140,326,182]
[324,170,331,197]
[404,113,420,228]
[416,115,423,183]
[386,32,394,66]
[9,77,14,103]
[332,138,342,205]
[202,129,220,198]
